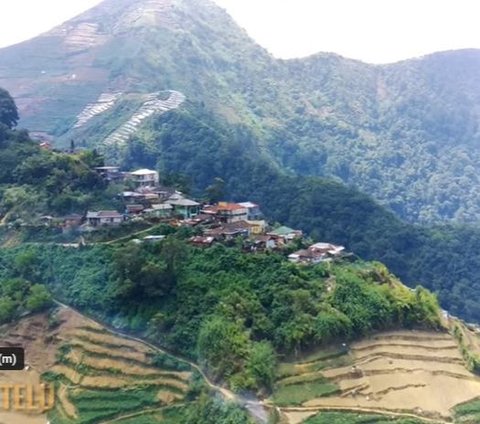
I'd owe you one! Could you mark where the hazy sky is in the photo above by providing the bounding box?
[0,0,478,63]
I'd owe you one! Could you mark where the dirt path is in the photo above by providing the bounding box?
[99,226,159,245]
[57,384,78,419]
[21,225,157,247]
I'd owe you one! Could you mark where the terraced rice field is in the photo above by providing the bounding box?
[102,90,185,147]
[301,411,428,424]
[74,92,122,128]
[275,330,480,423]
[44,311,194,424]
[1,307,196,424]
[0,312,60,424]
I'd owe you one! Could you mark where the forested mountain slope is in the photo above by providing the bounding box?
[3,83,480,324]
[125,104,480,323]
[1,0,480,223]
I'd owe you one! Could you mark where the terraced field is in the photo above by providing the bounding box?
[0,311,59,424]
[301,411,428,424]
[5,306,480,424]
[274,330,480,423]
[1,307,197,424]
[44,310,195,423]
[74,92,122,128]
[102,90,185,147]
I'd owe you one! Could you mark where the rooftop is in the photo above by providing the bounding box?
[190,236,215,244]
[126,204,144,211]
[203,202,246,214]
[86,211,123,219]
[130,169,157,176]
[217,202,246,211]
[269,226,298,236]
[238,201,259,208]
[206,220,253,236]
[289,249,312,258]
[95,166,120,171]
[310,242,345,252]
[152,204,173,210]
[168,198,200,207]
[122,191,144,197]
[143,235,166,241]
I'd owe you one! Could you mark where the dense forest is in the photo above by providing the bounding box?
[271,51,480,223]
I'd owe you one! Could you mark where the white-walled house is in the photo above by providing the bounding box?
[129,169,159,187]
[86,211,124,227]
[238,202,263,220]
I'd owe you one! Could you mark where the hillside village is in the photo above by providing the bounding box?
[39,165,348,264]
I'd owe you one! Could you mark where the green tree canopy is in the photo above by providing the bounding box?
[197,315,250,379]
[0,88,19,129]
[246,341,276,391]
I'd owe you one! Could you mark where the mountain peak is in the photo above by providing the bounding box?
[45,0,180,45]
[0,0,269,132]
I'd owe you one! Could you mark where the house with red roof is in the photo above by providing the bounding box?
[202,202,248,223]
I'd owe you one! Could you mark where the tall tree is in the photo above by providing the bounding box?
[0,88,19,129]
[205,177,226,203]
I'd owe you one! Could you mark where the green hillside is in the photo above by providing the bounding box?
[1,91,480,422]
[0,91,117,222]
[1,89,480,324]
[0,239,443,392]
[1,0,480,224]
[122,104,480,323]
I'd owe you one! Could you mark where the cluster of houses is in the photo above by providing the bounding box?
[42,166,347,263]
